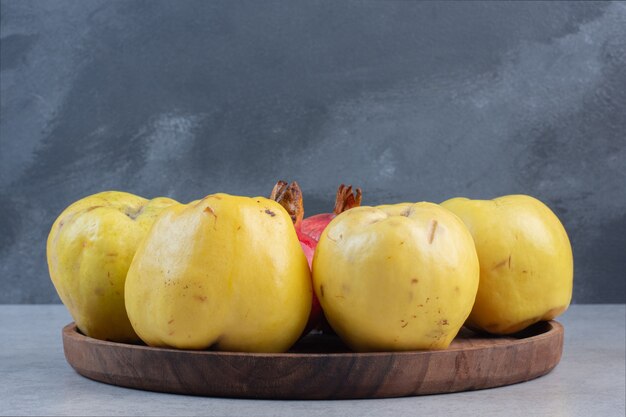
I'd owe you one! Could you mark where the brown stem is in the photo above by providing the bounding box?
[333,184,362,215]
[269,180,304,227]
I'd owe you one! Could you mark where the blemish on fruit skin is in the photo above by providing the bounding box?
[124,205,146,220]
[204,206,218,229]
[264,209,276,217]
[494,255,512,270]
[194,295,207,302]
[168,330,175,336]
[428,220,438,244]
[412,315,417,318]
[320,285,325,297]
[400,320,408,328]
[106,252,117,257]
[411,279,418,284]
[454,286,460,293]
[94,287,104,296]
[439,319,449,326]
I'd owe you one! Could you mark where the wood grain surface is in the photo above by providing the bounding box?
[62,321,564,399]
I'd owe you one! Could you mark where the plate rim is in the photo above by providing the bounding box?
[62,320,563,357]
[61,320,564,399]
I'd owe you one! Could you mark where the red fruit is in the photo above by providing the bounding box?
[270,181,362,336]
[300,184,363,243]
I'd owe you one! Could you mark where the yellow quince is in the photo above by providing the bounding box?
[441,195,573,334]
[312,202,479,351]
[47,191,178,342]
[124,194,312,353]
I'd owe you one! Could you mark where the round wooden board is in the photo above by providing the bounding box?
[62,321,563,400]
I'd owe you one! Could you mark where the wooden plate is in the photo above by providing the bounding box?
[62,321,563,400]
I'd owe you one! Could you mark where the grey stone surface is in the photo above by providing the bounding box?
[1,1,625,303]
[1,304,624,416]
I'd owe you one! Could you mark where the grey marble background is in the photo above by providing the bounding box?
[1,1,625,303]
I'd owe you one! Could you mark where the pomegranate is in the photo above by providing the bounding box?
[270,180,362,335]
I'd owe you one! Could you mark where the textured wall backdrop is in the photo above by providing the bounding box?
[1,1,625,303]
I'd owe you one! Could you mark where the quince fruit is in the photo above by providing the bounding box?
[312,202,479,351]
[47,191,177,342]
[124,194,312,353]
[441,195,573,334]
